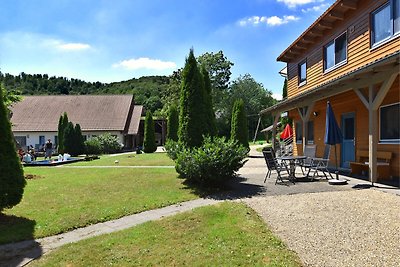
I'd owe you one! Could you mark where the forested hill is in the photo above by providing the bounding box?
[0,72,175,113]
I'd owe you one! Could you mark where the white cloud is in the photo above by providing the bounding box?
[272,92,283,101]
[112,57,177,70]
[277,0,321,8]
[238,15,299,27]
[301,3,329,13]
[57,43,91,51]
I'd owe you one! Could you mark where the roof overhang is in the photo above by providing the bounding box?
[261,51,400,116]
[278,0,359,62]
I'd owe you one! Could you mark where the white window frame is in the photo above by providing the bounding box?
[379,102,400,144]
[298,60,307,87]
[371,0,400,49]
[323,31,348,73]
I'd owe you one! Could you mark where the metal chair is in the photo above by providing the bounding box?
[307,145,333,180]
[263,148,289,184]
[299,144,317,174]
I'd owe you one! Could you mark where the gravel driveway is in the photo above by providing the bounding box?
[244,189,400,267]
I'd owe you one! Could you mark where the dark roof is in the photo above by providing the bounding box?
[10,95,141,134]
[128,105,144,135]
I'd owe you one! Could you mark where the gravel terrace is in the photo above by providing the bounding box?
[244,189,400,267]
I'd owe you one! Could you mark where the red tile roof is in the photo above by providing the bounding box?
[10,95,142,134]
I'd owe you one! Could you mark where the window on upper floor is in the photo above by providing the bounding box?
[380,102,400,143]
[324,32,347,72]
[298,60,307,86]
[371,0,400,47]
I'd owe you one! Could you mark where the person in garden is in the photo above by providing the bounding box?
[44,138,53,160]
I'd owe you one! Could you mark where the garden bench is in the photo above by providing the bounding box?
[350,150,392,180]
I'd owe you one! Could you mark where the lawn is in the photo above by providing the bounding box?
[70,152,174,166]
[31,202,302,267]
[0,167,197,244]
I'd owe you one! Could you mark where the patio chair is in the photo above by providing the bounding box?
[263,149,289,184]
[307,145,334,180]
[299,144,316,174]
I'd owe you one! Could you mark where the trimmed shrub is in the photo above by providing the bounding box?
[167,105,179,141]
[143,111,157,153]
[0,87,26,212]
[96,133,122,154]
[173,136,248,187]
[63,121,76,155]
[231,99,249,149]
[84,138,102,155]
[74,124,85,155]
[164,139,185,161]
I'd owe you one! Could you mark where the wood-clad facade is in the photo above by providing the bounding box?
[261,0,400,184]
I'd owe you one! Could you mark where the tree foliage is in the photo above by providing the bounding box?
[178,49,209,147]
[230,99,249,149]
[0,87,25,213]
[143,111,157,153]
[57,112,69,154]
[62,119,84,156]
[167,105,179,141]
[201,65,217,137]
[282,78,287,99]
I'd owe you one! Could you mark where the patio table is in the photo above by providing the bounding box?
[280,155,307,183]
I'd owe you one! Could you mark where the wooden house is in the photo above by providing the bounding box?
[260,0,399,183]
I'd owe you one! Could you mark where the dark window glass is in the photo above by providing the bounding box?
[54,136,58,146]
[15,136,27,147]
[295,121,302,143]
[344,118,355,140]
[335,33,347,64]
[372,4,391,44]
[324,41,334,70]
[298,61,307,84]
[307,121,314,143]
[395,0,400,33]
[324,32,347,71]
[380,103,400,141]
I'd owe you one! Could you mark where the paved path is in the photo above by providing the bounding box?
[0,198,221,267]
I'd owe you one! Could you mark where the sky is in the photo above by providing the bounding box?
[0,0,335,100]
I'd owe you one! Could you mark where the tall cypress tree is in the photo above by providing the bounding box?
[167,105,179,141]
[0,87,26,212]
[74,123,85,156]
[178,49,207,147]
[201,65,217,137]
[282,78,287,99]
[63,121,75,155]
[143,111,157,153]
[58,112,69,154]
[230,99,249,149]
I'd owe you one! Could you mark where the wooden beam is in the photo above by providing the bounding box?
[354,88,369,109]
[318,21,333,29]
[295,44,307,50]
[368,85,378,184]
[330,10,344,20]
[341,0,357,10]
[302,37,315,44]
[372,73,398,110]
[309,30,323,37]
[272,114,280,151]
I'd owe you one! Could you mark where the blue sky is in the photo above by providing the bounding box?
[0,0,334,99]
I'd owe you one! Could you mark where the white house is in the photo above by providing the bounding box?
[10,95,144,151]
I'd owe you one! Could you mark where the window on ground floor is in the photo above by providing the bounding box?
[380,102,400,143]
[307,121,314,144]
[295,121,302,144]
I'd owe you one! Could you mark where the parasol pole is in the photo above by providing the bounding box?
[334,145,339,180]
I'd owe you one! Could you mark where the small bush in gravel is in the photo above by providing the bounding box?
[173,136,248,187]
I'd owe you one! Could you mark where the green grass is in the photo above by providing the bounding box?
[32,202,302,267]
[0,167,197,244]
[71,152,174,166]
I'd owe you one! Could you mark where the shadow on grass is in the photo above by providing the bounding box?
[0,214,42,266]
[181,175,266,201]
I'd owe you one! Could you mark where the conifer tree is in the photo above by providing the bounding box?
[0,87,26,212]
[63,121,75,155]
[143,111,157,153]
[230,99,249,149]
[282,78,287,99]
[167,105,179,141]
[74,123,85,156]
[201,65,217,137]
[58,112,69,153]
[178,49,208,147]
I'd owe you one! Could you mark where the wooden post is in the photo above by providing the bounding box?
[297,103,314,153]
[272,114,280,151]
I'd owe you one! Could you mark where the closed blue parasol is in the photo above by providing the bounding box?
[324,101,343,145]
[324,101,346,183]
